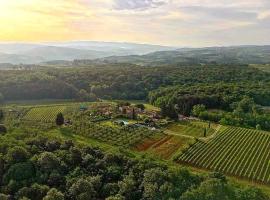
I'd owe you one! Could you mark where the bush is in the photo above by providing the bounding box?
[0,124,7,134]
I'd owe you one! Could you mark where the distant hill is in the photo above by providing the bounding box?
[46,41,176,55]
[88,45,270,66]
[0,41,176,64]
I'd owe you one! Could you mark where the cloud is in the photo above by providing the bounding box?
[257,10,270,20]
[0,0,269,46]
[113,0,169,10]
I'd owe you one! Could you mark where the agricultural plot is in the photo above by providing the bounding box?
[23,106,66,122]
[178,127,270,184]
[72,121,157,148]
[135,135,195,160]
[164,121,216,138]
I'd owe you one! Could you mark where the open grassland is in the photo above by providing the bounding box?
[178,127,270,184]
[164,121,217,138]
[23,106,67,122]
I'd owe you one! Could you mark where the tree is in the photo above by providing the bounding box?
[43,188,64,200]
[135,104,145,111]
[0,93,4,103]
[117,101,130,107]
[55,113,64,126]
[0,154,4,184]
[77,89,96,102]
[0,124,7,135]
[37,152,60,172]
[3,162,35,183]
[142,168,172,199]
[236,187,269,200]
[256,124,262,130]
[203,128,207,137]
[0,109,4,121]
[131,108,136,120]
[16,183,49,200]
[0,194,9,200]
[68,176,101,200]
[106,195,125,200]
[180,178,234,200]
[118,173,139,200]
[232,96,255,115]
[192,104,206,117]
[6,146,29,164]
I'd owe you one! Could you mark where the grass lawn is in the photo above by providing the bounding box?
[164,121,218,138]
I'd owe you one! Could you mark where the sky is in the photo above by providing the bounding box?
[0,0,269,47]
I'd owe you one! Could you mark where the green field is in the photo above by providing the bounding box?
[164,121,217,138]
[23,106,67,122]
[178,127,270,184]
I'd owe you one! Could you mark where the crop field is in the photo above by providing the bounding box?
[164,121,217,138]
[178,127,270,184]
[135,135,195,160]
[23,106,66,122]
[72,121,157,147]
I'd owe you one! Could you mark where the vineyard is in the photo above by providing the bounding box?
[72,120,157,148]
[178,127,270,184]
[23,106,67,122]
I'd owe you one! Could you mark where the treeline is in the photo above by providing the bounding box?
[0,64,269,102]
[0,130,268,200]
[149,83,270,117]
[149,84,270,130]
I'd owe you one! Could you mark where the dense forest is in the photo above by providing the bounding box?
[0,129,268,200]
[0,64,269,101]
[149,83,270,130]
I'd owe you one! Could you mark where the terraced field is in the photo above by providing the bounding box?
[178,127,270,184]
[23,106,66,122]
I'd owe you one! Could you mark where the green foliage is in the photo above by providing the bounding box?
[0,109,4,121]
[0,92,4,103]
[77,89,96,102]
[6,146,29,164]
[4,162,35,183]
[192,104,206,117]
[43,188,64,200]
[0,124,7,134]
[0,64,269,102]
[0,128,268,199]
[135,104,145,111]
[55,113,64,126]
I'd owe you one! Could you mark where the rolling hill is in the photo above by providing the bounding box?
[91,45,270,66]
[0,41,176,64]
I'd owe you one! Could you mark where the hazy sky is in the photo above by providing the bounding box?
[0,0,269,46]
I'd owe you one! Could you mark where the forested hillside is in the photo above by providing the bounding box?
[0,64,269,101]
[83,46,270,66]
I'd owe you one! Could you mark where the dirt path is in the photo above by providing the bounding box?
[164,130,195,139]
